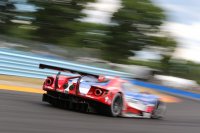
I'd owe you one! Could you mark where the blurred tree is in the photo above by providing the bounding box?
[102,0,176,63]
[0,0,15,34]
[0,0,176,65]
[29,0,95,44]
[0,0,37,38]
[69,22,108,48]
[160,54,171,74]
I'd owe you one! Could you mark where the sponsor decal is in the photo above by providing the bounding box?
[105,96,111,104]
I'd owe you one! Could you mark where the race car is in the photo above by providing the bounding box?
[39,64,166,119]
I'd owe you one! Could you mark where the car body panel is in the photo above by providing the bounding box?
[40,64,165,118]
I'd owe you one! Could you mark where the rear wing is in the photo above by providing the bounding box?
[39,64,99,78]
[39,64,100,94]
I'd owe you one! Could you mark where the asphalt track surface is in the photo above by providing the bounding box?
[0,90,200,133]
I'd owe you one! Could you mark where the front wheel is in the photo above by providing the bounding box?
[151,101,166,119]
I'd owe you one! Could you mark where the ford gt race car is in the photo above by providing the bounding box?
[39,64,166,119]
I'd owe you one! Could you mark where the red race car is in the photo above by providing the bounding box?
[40,64,166,119]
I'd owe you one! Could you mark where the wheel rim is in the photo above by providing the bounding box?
[112,96,122,115]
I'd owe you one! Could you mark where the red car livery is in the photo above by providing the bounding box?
[40,64,166,119]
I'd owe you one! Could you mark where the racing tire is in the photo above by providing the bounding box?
[151,101,166,119]
[107,93,123,117]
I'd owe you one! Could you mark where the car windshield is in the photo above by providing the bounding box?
[67,76,97,82]
[68,76,109,87]
[81,76,98,82]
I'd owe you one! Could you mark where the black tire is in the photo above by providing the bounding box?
[108,93,123,117]
[151,101,166,119]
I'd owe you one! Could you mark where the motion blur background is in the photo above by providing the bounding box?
[0,0,200,91]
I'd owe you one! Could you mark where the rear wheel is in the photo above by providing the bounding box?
[109,93,123,117]
[151,101,166,119]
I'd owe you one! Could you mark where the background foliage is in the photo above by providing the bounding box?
[0,0,199,83]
